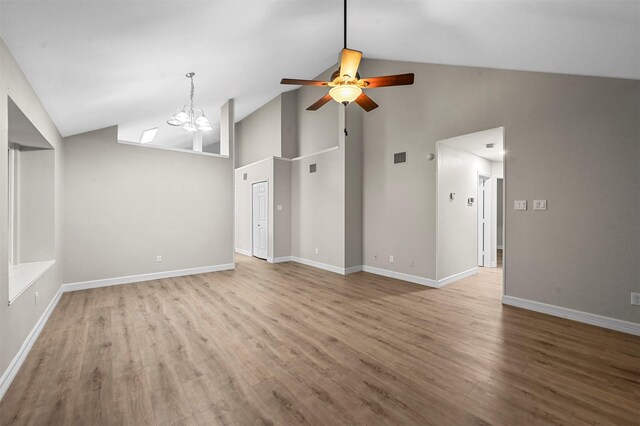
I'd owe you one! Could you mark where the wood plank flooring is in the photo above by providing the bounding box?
[1,255,639,425]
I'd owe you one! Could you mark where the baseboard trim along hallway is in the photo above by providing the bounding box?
[61,263,236,292]
[0,287,63,400]
[502,295,640,336]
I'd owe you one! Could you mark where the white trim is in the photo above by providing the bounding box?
[0,286,63,400]
[118,140,229,159]
[268,256,292,264]
[344,265,363,274]
[290,256,346,275]
[61,264,235,292]
[234,146,341,171]
[234,156,273,171]
[8,260,56,305]
[288,146,339,161]
[502,295,640,336]
[235,248,252,256]
[362,265,440,288]
[437,267,478,287]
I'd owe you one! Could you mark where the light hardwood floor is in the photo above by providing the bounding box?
[1,255,639,425]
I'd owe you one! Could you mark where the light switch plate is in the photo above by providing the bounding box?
[514,200,527,210]
[533,200,547,210]
[277,205,283,211]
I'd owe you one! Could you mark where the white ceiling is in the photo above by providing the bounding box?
[1,0,638,144]
[440,127,504,162]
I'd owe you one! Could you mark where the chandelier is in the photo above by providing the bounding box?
[167,72,212,132]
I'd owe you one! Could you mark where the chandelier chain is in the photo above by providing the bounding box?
[189,75,195,111]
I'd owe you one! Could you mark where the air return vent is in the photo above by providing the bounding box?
[310,163,317,173]
[394,152,407,164]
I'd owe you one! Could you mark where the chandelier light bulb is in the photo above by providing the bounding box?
[196,115,210,127]
[175,110,190,123]
[183,122,197,132]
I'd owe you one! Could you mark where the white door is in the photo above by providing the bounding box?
[478,176,488,267]
[477,175,494,267]
[252,181,268,259]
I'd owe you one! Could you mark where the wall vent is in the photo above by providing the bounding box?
[394,152,407,164]
[243,173,247,180]
[309,163,317,173]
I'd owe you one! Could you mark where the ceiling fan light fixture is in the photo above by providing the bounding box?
[329,84,361,104]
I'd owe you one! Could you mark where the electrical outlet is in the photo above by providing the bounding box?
[533,200,547,210]
[389,255,394,263]
[409,259,414,267]
[631,292,640,306]
[315,248,319,255]
[514,200,527,210]
[374,254,378,260]
[156,255,162,263]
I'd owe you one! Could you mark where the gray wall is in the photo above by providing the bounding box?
[296,67,339,155]
[235,95,281,168]
[437,144,491,279]
[281,91,298,159]
[291,146,345,268]
[360,58,639,323]
[344,107,363,269]
[0,37,65,376]
[497,178,504,248]
[273,158,292,259]
[63,126,234,283]
[18,149,55,263]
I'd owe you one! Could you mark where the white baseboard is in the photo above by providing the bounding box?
[502,295,640,336]
[344,265,363,275]
[268,256,292,264]
[290,257,347,275]
[61,263,235,292]
[437,267,478,287]
[361,265,440,288]
[0,286,63,400]
[235,248,251,256]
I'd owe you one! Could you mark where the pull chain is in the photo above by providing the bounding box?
[344,104,348,136]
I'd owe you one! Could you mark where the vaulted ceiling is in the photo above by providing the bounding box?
[1,0,638,145]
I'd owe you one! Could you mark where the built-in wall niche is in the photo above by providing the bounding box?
[117,119,226,157]
[7,97,56,305]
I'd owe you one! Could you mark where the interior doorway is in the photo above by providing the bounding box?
[252,181,268,259]
[436,126,505,287]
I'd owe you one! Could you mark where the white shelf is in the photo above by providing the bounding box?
[8,260,55,305]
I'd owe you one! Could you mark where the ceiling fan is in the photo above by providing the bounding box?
[280,0,414,112]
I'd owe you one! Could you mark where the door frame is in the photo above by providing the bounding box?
[251,180,269,259]
[477,173,493,267]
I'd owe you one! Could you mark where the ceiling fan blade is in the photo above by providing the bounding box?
[362,73,414,88]
[307,94,333,111]
[339,48,362,80]
[354,92,378,112]
[281,78,328,86]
